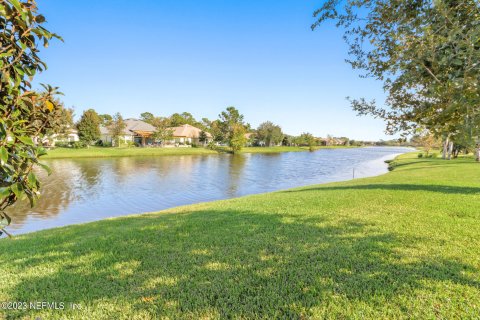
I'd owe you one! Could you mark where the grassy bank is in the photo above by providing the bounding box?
[1,153,479,319]
[42,146,218,159]
[43,145,358,159]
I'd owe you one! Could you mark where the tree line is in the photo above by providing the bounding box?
[64,106,352,153]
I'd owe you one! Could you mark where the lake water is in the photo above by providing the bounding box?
[7,147,411,235]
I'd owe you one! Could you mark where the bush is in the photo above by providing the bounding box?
[71,141,87,149]
[55,141,71,148]
[427,153,438,158]
[387,161,398,171]
[95,140,104,146]
[54,141,87,149]
[417,153,424,158]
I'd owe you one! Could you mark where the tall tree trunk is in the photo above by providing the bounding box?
[447,141,453,160]
[442,136,449,159]
[442,134,450,160]
[476,144,480,162]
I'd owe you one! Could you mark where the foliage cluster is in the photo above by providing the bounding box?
[313,0,480,159]
[0,0,61,236]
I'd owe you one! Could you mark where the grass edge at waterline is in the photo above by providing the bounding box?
[42,145,360,159]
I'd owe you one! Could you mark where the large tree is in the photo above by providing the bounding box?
[256,121,284,147]
[229,124,247,154]
[169,112,199,127]
[297,133,317,151]
[219,106,247,153]
[108,113,127,147]
[150,116,174,146]
[140,112,154,124]
[0,0,61,236]
[98,114,112,126]
[411,130,441,157]
[202,118,224,142]
[313,0,480,158]
[77,109,101,144]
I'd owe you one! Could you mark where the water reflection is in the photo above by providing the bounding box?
[227,155,248,196]
[6,147,411,235]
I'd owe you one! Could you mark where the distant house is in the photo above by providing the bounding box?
[38,127,79,147]
[52,128,79,143]
[319,137,349,146]
[168,124,212,145]
[100,118,156,146]
[244,133,254,140]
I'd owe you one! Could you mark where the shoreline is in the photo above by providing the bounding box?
[42,145,362,160]
[12,148,406,236]
[11,147,409,236]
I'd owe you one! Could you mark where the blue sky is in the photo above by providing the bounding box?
[34,0,392,140]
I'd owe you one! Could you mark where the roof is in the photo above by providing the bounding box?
[100,118,156,136]
[169,124,212,139]
[244,133,254,139]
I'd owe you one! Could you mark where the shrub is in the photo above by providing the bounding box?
[387,161,398,171]
[417,153,424,158]
[71,141,87,149]
[55,141,71,148]
[207,142,218,150]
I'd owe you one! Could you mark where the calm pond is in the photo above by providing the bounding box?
[8,147,411,235]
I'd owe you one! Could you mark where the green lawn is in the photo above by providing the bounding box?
[42,145,357,159]
[42,146,218,159]
[1,153,479,319]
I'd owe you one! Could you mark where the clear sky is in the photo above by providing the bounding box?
[34,0,394,141]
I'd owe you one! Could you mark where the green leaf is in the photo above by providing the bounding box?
[27,171,37,188]
[17,136,34,145]
[10,183,23,199]
[0,146,7,164]
[38,162,52,175]
[14,65,24,76]
[9,0,22,11]
[37,147,48,157]
[0,187,10,199]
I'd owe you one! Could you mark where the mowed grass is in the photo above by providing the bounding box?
[1,153,480,319]
[43,146,218,159]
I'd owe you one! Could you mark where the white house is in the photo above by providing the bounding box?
[39,127,79,146]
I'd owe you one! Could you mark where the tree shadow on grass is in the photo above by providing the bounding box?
[1,208,479,319]
[282,184,480,195]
